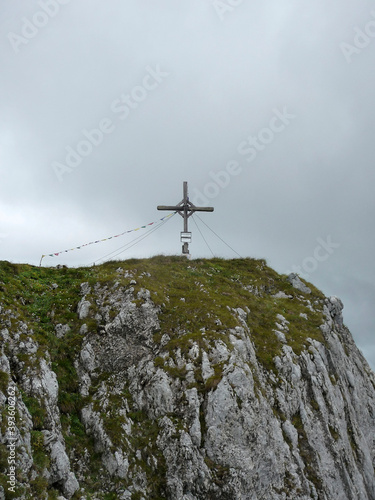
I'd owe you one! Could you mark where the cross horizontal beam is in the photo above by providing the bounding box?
[157,205,214,212]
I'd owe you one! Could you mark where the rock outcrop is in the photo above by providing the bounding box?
[0,257,374,499]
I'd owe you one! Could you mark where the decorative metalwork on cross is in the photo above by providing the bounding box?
[157,181,214,256]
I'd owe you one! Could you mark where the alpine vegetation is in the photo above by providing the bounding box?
[0,256,374,499]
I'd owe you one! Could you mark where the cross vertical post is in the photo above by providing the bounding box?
[157,181,214,256]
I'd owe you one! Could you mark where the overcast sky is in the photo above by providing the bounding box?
[1,0,374,369]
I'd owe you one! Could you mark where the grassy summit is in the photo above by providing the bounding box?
[0,255,325,373]
[0,256,331,498]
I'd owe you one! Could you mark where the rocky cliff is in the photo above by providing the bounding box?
[0,256,374,500]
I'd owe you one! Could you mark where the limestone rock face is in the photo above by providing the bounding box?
[0,323,79,499]
[287,273,312,294]
[0,257,374,499]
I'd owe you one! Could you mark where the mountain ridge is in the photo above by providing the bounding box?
[0,256,374,499]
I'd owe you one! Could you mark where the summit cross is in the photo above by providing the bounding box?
[157,181,214,255]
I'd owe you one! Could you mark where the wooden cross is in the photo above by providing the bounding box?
[157,181,214,255]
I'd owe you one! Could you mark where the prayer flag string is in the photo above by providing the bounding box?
[40,213,175,265]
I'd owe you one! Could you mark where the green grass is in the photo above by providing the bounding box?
[205,363,225,392]
[30,430,50,469]
[22,393,47,430]
[0,371,9,393]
